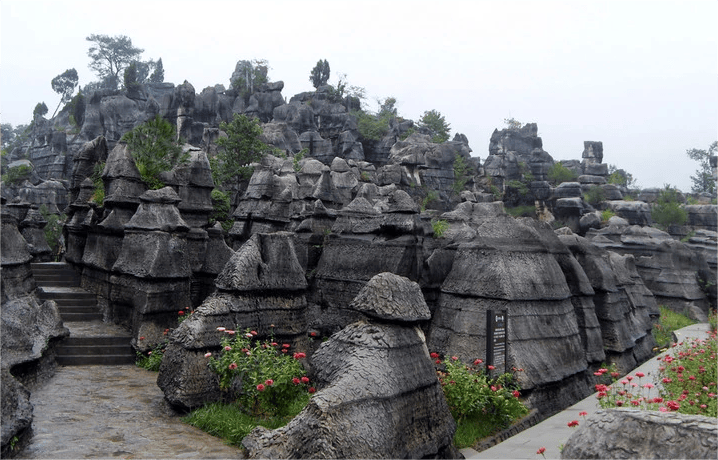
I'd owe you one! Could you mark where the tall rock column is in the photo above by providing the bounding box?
[110,187,191,347]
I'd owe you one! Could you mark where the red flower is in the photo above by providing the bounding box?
[666,400,680,411]
[310,332,317,337]
[636,371,645,378]
[228,362,237,370]
[139,336,145,340]
[616,400,624,406]
[308,387,316,394]
[611,372,620,378]
[301,376,310,384]
[579,411,588,417]
[488,365,495,370]
[567,420,579,427]
[537,447,546,455]
[226,330,235,335]
[293,352,307,360]
[435,360,441,364]
[430,352,440,359]
[271,342,278,347]
[631,400,640,406]
[250,330,257,336]
[282,344,291,348]
[265,379,274,386]
[512,390,520,398]
[451,356,459,361]
[256,384,265,391]
[491,385,498,392]
[178,310,185,316]
[474,358,483,365]
[281,349,288,353]
[292,377,301,385]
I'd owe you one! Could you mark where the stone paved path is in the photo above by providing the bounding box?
[16,365,244,459]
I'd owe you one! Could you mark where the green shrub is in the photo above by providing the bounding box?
[209,188,233,231]
[293,148,307,172]
[122,115,188,189]
[2,164,32,185]
[547,162,578,185]
[38,205,65,260]
[135,340,166,372]
[432,219,449,238]
[506,205,536,218]
[652,185,687,230]
[601,209,616,222]
[506,180,529,197]
[214,113,270,185]
[583,185,606,206]
[90,161,105,205]
[352,110,391,141]
[422,189,439,211]
[207,328,314,418]
[652,305,696,348]
[436,356,528,448]
[453,155,470,194]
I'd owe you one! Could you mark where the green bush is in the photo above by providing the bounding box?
[601,209,616,222]
[122,115,188,189]
[506,180,529,197]
[214,114,270,185]
[652,185,687,230]
[135,340,166,372]
[210,188,233,232]
[2,164,32,185]
[506,205,536,218]
[453,155,470,194]
[422,189,439,211]
[352,110,391,141]
[432,219,449,238]
[583,185,605,206]
[547,162,578,185]
[90,161,105,205]
[652,305,696,349]
[436,356,528,448]
[38,205,65,260]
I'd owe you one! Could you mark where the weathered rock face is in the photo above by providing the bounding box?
[242,273,457,459]
[485,123,553,184]
[561,409,718,460]
[1,204,67,454]
[157,232,308,410]
[586,224,712,319]
[559,232,658,371]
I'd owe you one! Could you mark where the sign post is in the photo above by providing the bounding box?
[486,310,508,374]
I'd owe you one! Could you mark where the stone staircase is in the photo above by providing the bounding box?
[32,262,135,366]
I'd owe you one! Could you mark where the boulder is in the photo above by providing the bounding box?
[561,409,718,459]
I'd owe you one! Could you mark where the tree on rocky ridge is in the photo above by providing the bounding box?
[33,102,48,119]
[50,68,79,118]
[86,34,144,90]
[149,58,164,83]
[418,110,451,143]
[309,59,331,88]
[213,113,270,186]
[686,141,717,194]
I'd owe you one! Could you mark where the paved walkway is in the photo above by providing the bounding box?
[16,320,244,459]
[460,323,714,459]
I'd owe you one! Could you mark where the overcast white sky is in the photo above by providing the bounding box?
[1,0,716,191]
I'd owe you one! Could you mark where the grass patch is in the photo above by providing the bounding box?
[183,397,309,447]
[453,413,513,449]
[652,305,697,349]
[505,205,536,218]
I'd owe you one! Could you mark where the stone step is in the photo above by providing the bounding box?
[56,355,136,366]
[57,344,133,356]
[60,312,104,322]
[37,287,95,300]
[50,298,97,307]
[34,274,80,287]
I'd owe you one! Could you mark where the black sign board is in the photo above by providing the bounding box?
[486,310,507,374]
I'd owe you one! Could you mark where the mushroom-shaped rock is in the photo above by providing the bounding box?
[349,272,430,322]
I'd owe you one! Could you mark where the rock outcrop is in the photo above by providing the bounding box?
[242,272,457,459]
[561,409,718,460]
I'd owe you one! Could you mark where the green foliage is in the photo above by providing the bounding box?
[210,188,233,232]
[583,185,606,206]
[686,141,717,194]
[86,34,144,90]
[352,109,392,141]
[232,59,269,102]
[436,356,528,448]
[452,155,470,194]
[207,328,314,418]
[135,340,166,372]
[506,205,536,218]
[504,117,522,129]
[326,73,366,109]
[601,209,616,222]
[421,189,439,211]
[293,148,307,172]
[652,185,688,230]
[38,205,66,260]
[360,171,372,182]
[33,102,48,119]
[709,310,717,334]
[418,109,450,143]
[90,161,105,205]
[309,59,330,88]
[652,305,696,349]
[547,162,578,185]
[607,165,636,188]
[121,115,187,189]
[431,219,449,238]
[214,114,269,185]
[50,68,79,117]
[378,97,398,118]
[123,61,141,92]
[149,57,164,83]
[506,180,529,197]
[399,127,416,141]
[2,164,32,185]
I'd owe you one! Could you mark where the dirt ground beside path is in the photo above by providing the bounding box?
[15,365,244,459]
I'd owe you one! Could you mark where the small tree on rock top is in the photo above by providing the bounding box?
[418,110,451,143]
[309,59,330,89]
[212,114,270,187]
[50,68,79,118]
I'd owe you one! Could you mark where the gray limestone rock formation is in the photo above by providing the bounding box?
[157,232,309,410]
[561,409,718,459]
[242,273,457,459]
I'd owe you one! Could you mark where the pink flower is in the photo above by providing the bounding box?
[474,358,483,365]
[204,352,212,358]
[567,420,579,427]
[513,390,520,398]
[537,446,546,456]
[611,372,620,378]
[643,383,654,389]
[224,346,232,351]
[256,384,265,391]
[250,330,257,336]
[616,400,624,406]
[245,333,253,338]
[626,375,633,381]
[659,406,668,412]
[491,385,498,392]
[621,379,629,385]
[216,327,226,332]
[301,376,310,384]
[292,377,301,385]
[293,352,307,360]
[226,330,235,335]
[579,411,588,417]
[282,344,291,348]
[228,362,237,370]
[178,310,185,316]
[265,379,274,386]
[451,356,459,361]
[488,365,495,370]
[271,342,278,347]
[139,336,145,340]
[631,400,640,406]
[635,372,645,378]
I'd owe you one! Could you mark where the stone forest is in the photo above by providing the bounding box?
[1,59,717,458]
